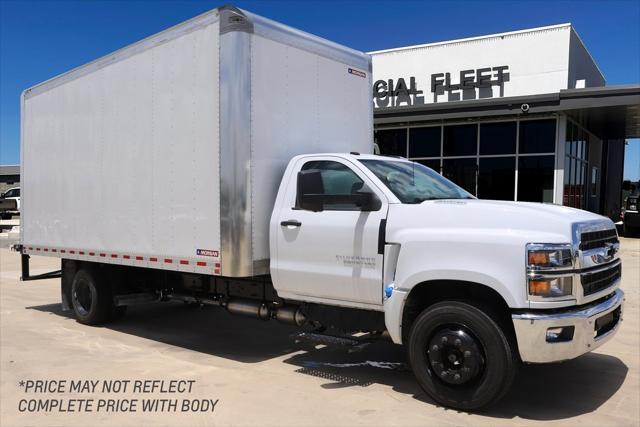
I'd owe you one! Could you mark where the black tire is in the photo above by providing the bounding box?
[71,269,112,325]
[408,301,517,411]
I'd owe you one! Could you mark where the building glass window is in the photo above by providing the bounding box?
[563,121,589,210]
[480,122,517,155]
[375,129,407,157]
[378,117,558,203]
[517,156,555,203]
[409,126,441,158]
[443,124,477,156]
[478,157,516,200]
[443,158,477,195]
[563,150,572,206]
[519,119,556,154]
[415,159,441,173]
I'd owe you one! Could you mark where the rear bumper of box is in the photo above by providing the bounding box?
[512,288,624,363]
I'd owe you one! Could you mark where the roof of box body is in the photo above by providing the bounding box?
[23,5,370,99]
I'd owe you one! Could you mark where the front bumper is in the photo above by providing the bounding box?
[512,288,624,363]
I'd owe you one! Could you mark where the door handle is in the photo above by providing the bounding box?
[280,220,302,227]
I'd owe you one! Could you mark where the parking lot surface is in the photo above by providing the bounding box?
[1,238,639,427]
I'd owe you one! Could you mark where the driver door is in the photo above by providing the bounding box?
[273,158,387,306]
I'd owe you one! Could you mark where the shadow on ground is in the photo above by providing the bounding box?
[28,301,627,420]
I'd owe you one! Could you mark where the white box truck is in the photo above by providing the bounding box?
[19,5,624,410]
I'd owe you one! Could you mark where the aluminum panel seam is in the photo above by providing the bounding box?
[19,91,26,245]
[219,5,254,34]
[219,29,254,277]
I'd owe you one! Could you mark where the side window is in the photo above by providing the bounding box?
[299,160,364,210]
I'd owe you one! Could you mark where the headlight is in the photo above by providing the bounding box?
[526,243,573,269]
[528,276,573,298]
[526,243,574,299]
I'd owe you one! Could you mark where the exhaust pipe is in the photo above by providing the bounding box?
[163,293,306,326]
[226,299,270,320]
[275,305,306,326]
[224,299,306,325]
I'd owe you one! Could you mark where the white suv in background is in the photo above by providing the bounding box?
[0,187,20,219]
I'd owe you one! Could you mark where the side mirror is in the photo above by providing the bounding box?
[0,193,4,199]
[297,170,324,212]
[354,190,382,212]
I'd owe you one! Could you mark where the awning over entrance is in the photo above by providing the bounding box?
[560,86,639,139]
[374,84,640,140]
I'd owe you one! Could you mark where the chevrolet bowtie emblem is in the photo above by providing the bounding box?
[604,242,616,259]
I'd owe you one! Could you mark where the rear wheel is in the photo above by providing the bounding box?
[408,301,517,411]
[71,269,112,325]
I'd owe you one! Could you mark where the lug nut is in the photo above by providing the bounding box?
[454,338,462,347]
[441,336,448,344]
[432,345,439,351]
[464,350,472,358]
[454,374,461,381]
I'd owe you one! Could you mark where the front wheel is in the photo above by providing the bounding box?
[408,301,517,411]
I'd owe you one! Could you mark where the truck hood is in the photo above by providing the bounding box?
[387,199,613,243]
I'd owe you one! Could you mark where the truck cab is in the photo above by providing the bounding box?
[271,153,623,409]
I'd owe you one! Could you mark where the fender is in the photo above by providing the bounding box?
[382,235,528,344]
[383,270,515,345]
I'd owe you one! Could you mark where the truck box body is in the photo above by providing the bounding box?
[20,6,372,277]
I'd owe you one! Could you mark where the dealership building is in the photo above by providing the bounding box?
[370,23,639,219]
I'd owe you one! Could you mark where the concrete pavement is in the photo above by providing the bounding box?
[0,238,638,426]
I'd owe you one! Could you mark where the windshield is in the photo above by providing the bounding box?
[359,159,473,204]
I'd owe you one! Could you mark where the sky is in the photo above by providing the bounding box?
[1,0,639,179]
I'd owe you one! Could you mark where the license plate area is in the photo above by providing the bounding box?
[594,306,621,339]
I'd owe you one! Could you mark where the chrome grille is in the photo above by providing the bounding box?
[579,229,619,251]
[581,263,622,296]
[573,221,621,302]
